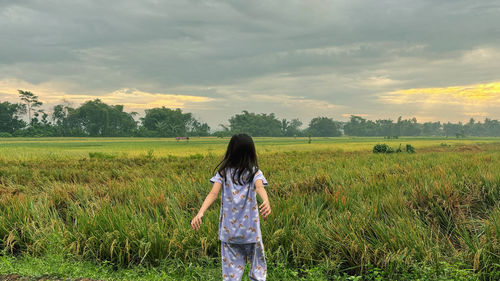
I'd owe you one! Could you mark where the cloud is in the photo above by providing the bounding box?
[378,82,500,105]
[0,78,213,113]
[1,0,500,125]
[375,81,500,122]
[342,113,370,118]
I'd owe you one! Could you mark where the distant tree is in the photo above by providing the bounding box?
[308,117,341,137]
[375,119,394,137]
[51,103,78,136]
[483,118,500,137]
[281,118,303,136]
[213,124,232,138]
[140,107,208,137]
[18,90,42,124]
[343,115,377,136]
[188,119,210,136]
[443,122,463,137]
[396,117,421,136]
[0,101,27,133]
[422,121,442,136]
[67,99,137,136]
[228,111,282,136]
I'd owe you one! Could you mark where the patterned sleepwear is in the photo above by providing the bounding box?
[221,241,267,281]
[210,168,268,281]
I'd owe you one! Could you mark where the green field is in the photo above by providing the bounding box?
[0,137,499,280]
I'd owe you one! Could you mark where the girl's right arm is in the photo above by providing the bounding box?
[191,182,222,231]
[255,179,271,219]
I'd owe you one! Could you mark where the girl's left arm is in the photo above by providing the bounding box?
[256,179,271,219]
[191,182,222,231]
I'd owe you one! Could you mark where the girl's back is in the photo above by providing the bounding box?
[191,134,270,280]
[211,167,268,243]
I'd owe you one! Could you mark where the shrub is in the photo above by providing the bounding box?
[406,144,415,153]
[0,132,13,137]
[374,143,414,154]
[396,144,403,153]
[373,143,392,153]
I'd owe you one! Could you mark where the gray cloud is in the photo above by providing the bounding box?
[1,0,499,128]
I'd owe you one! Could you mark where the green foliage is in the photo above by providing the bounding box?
[3,92,500,137]
[0,132,12,137]
[18,90,42,124]
[0,139,498,280]
[0,255,486,280]
[372,143,392,153]
[282,118,303,137]
[140,107,209,137]
[395,144,402,153]
[89,152,117,159]
[373,143,416,154]
[308,117,341,137]
[69,99,137,137]
[0,102,26,134]
[228,111,282,136]
[405,144,415,153]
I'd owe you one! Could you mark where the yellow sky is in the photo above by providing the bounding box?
[379,81,500,105]
[0,79,213,110]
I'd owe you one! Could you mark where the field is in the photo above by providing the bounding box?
[0,137,499,280]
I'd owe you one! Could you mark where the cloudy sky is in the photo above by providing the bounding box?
[1,0,499,129]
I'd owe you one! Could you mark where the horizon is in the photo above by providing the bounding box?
[1,1,500,129]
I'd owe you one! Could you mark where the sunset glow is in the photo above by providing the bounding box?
[379,82,500,105]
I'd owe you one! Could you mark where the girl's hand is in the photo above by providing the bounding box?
[191,213,203,231]
[259,200,271,219]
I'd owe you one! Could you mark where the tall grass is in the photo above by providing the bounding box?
[0,139,498,278]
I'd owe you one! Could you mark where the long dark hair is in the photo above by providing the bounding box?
[215,134,258,185]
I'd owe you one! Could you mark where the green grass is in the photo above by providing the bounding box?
[0,254,484,280]
[0,137,499,280]
[1,136,498,159]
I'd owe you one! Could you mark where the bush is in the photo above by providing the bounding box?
[396,144,402,153]
[406,144,415,153]
[0,132,13,137]
[373,143,415,154]
[373,143,392,153]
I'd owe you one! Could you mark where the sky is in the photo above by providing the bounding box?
[1,0,499,129]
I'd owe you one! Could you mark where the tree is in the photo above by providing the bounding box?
[0,101,27,133]
[18,90,42,124]
[422,121,442,136]
[228,111,282,136]
[67,99,137,136]
[308,117,341,137]
[396,117,421,136]
[140,107,208,137]
[343,115,377,136]
[375,119,394,137]
[188,119,210,136]
[52,103,78,136]
[281,118,303,136]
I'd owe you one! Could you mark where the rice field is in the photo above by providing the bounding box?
[0,137,499,280]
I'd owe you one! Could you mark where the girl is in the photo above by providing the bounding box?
[191,134,271,281]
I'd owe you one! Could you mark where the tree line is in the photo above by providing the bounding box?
[1,90,499,137]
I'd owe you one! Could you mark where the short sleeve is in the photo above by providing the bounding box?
[252,170,268,186]
[210,172,223,184]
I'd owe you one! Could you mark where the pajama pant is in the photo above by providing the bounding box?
[221,241,267,281]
